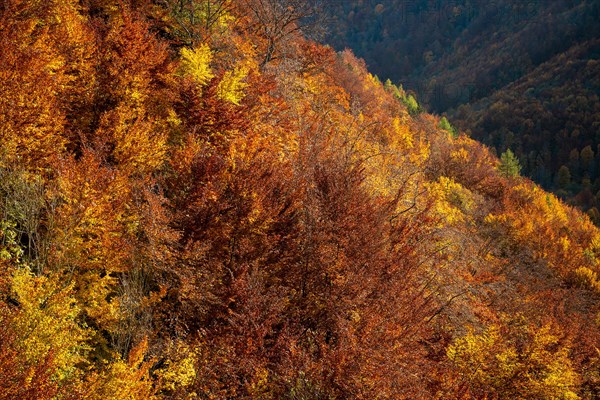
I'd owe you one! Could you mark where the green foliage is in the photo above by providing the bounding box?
[438,116,458,138]
[325,0,600,219]
[383,79,399,96]
[498,149,522,178]
[402,93,420,115]
[383,79,420,114]
[0,220,23,262]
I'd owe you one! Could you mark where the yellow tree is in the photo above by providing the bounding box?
[48,152,132,341]
[0,0,68,171]
[447,315,579,399]
[93,4,175,177]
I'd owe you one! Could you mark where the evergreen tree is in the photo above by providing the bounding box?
[438,116,458,138]
[403,93,420,115]
[498,149,521,178]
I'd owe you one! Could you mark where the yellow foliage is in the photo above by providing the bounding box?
[87,338,156,400]
[249,367,273,399]
[50,154,137,334]
[450,147,470,163]
[513,185,566,224]
[166,0,234,44]
[52,155,132,274]
[103,104,168,175]
[217,65,249,105]
[559,236,571,255]
[391,116,413,150]
[77,270,121,332]
[409,137,430,166]
[11,267,90,381]
[572,267,600,294]
[179,44,214,85]
[427,176,475,225]
[303,73,351,110]
[366,73,380,87]
[483,180,600,279]
[447,317,580,399]
[155,341,198,397]
[0,17,67,170]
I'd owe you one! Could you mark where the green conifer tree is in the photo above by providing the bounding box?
[498,149,521,178]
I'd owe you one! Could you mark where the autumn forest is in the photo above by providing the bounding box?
[1,0,600,399]
[325,0,600,220]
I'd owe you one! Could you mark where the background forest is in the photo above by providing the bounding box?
[325,0,600,221]
[1,0,600,398]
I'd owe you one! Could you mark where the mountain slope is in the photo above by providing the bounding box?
[0,0,599,398]
[325,0,600,217]
[451,39,600,207]
[325,0,600,110]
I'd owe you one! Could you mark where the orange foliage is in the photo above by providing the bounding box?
[0,1,599,398]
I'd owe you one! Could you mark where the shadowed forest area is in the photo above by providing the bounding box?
[325,0,600,222]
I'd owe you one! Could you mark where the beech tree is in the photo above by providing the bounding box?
[161,0,235,45]
[1,0,599,397]
[239,0,324,67]
[0,0,67,170]
[447,316,579,399]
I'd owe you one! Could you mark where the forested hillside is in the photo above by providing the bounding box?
[1,0,600,398]
[325,0,600,219]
